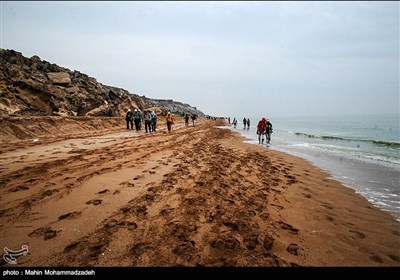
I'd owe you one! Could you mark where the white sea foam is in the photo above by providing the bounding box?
[292,143,310,147]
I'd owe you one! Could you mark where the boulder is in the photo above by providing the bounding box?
[47,72,71,86]
[30,55,41,63]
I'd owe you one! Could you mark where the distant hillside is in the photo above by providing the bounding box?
[0,49,204,117]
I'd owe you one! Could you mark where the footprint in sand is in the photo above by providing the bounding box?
[24,178,36,183]
[262,235,275,251]
[287,244,300,256]
[325,215,335,222]
[388,254,400,262]
[244,235,259,250]
[210,236,240,251]
[44,230,58,240]
[222,221,239,231]
[285,175,297,184]
[120,181,135,188]
[104,219,119,233]
[41,189,59,197]
[369,255,384,263]
[278,221,299,234]
[9,186,29,192]
[349,230,366,239]
[64,242,81,253]
[58,211,82,220]
[123,221,138,231]
[271,203,284,210]
[131,242,154,257]
[321,202,333,210]
[172,241,198,260]
[144,192,155,201]
[302,193,312,199]
[259,213,270,220]
[29,227,59,240]
[160,207,174,217]
[247,210,256,217]
[167,222,198,241]
[97,189,109,194]
[86,199,102,206]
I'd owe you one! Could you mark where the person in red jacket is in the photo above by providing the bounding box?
[257,117,267,144]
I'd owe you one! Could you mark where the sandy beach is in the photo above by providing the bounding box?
[0,116,399,267]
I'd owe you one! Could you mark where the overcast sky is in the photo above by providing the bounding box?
[1,1,398,118]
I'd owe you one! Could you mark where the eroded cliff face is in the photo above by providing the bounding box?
[0,49,204,117]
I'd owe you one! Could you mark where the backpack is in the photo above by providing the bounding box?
[126,111,132,120]
[133,111,140,120]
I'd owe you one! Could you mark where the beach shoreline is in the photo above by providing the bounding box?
[0,116,399,266]
[233,119,400,222]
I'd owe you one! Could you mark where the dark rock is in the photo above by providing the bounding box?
[30,55,41,63]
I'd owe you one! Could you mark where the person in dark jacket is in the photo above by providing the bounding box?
[126,109,133,130]
[133,109,141,132]
[184,114,190,127]
[265,119,273,143]
[151,111,157,132]
[191,114,197,127]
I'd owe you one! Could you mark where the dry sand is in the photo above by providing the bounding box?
[0,116,399,267]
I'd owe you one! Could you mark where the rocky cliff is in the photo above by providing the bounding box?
[0,49,204,117]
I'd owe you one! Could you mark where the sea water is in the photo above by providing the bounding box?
[229,114,400,221]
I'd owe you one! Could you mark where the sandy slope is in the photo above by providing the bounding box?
[0,117,399,267]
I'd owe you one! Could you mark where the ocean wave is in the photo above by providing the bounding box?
[293,132,400,148]
[289,140,400,166]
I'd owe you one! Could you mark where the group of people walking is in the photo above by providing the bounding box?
[229,116,273,144]
[242,118,250,129]
[125,108,157,133]
[126,109,200,133]
[126,109,273,144]
[184,113,198,127]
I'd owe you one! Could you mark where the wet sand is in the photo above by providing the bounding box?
[0,116,399,267]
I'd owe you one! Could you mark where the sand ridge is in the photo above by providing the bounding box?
[0,117,399,267]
